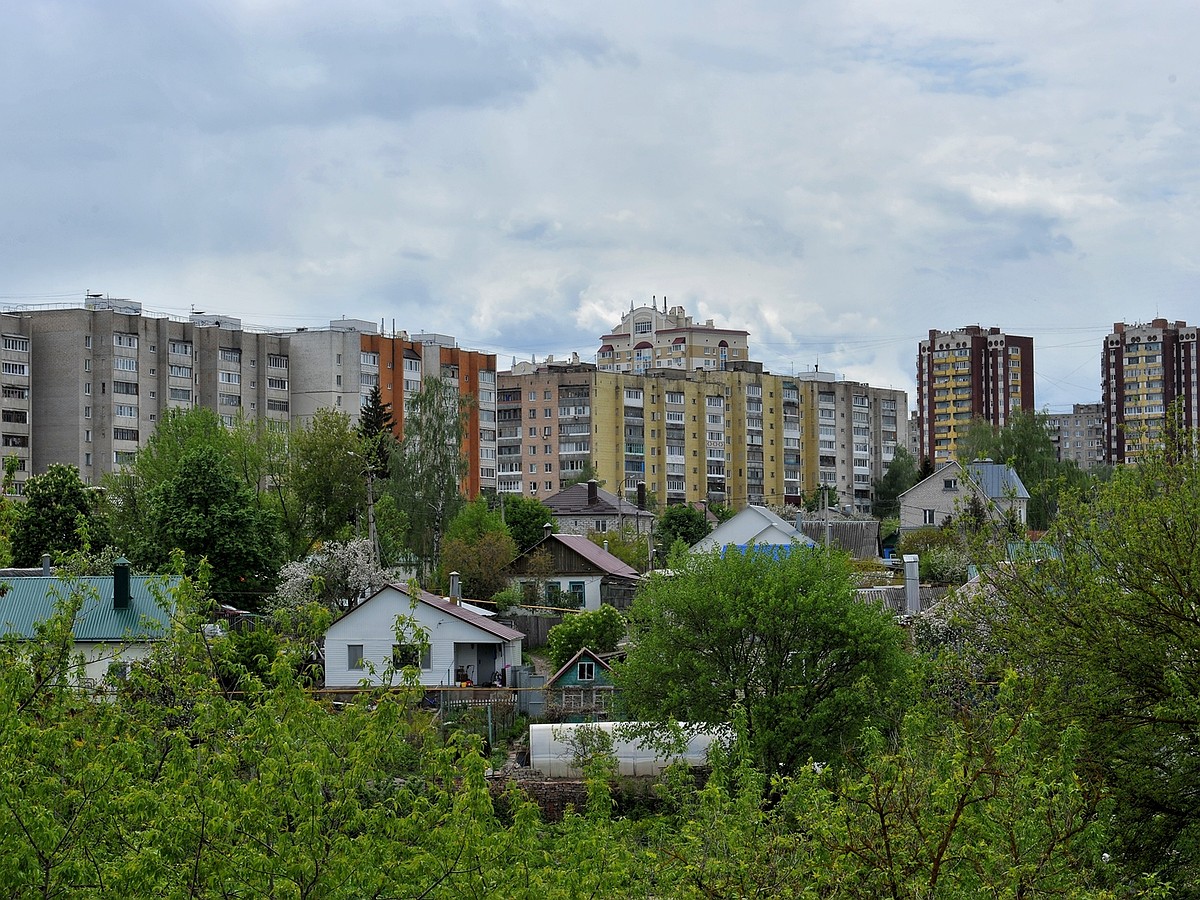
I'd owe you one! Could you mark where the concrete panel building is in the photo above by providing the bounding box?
[1048,402,1106,469]
[0,313,35,492]
[917,326,1034,468]
[498,359,906,514]
[1102,319,1198,465]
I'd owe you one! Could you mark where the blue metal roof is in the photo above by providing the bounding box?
[0,575,175,642]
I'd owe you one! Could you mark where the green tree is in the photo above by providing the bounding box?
[11,464,106,566]
[140,446,285,604]
[440,497,517,599]
[358,384,397,478]
[587,524,650,572]
[387,377,467,584]
[656,504,711,555]
[873,445,920,519]
[957,408,1090,530]
[289,407,366,550]
[977,422,1200,889]
[617,545,910,773]
[546,605,626,668]
[500,493,555,553]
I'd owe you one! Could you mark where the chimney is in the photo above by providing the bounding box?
[41,553,51,576]
[637,481,646,510]
[903,554,920,616]
[449,571,461,603]
[587,479,598,506]
[113,557,131,610]
[543,523,553,540]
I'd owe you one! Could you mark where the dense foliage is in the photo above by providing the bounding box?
[617,545,911,772]
[546,604,625,667]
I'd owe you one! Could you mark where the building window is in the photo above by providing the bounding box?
[268,376,288,390]
[219,371,240,384]
[2,385,28,400]
[943,478,957,490]
[169,340,192,356]
[113,427,140,442]
[568,582,586,605]
[348,645,364,669]
[578,661,595,681]
[2,362,29,377]
[1,410,27,424]
[114,356,137,372]
[113,332,138,349]
[2,336,29,352]
[113,381,138,396]
[268,354,288,369]
[219,347,241,363]
[923,509,937,525]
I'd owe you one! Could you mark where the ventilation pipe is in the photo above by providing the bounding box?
[41,553,51,576]
[903,554,920,616]
[114,557,131,610]
[449,571,461,604]
[587,479,599,506]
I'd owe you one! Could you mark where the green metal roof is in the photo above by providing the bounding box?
[0,575,175,643]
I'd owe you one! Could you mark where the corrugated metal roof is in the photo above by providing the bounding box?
[0,575,175,642]
[966,461,1031,500]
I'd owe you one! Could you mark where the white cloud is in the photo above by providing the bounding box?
[3,0,1200,412]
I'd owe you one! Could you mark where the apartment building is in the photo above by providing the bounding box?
[12,302,496,498]
[498,359,906,514]
[793,370,906,514]
[916,326,1034,467]
[1102,319,1199,464]
[597,300,750,374]
[23,300,289,485]
[289,322,498,497]
[0,313,35,491]
[1048,402,1106,469]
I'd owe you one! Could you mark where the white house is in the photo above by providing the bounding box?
[898,459,1029,531]
[690,505,816,555]
[323,583,524,688]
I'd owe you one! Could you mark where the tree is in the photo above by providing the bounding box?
[501,493,556,553]
[357,384,396,478]
[977,423,1200,888]
[546,605,626,668]
[140,446,284,604]
[267,538,391,615]
[289,407,366,549]
[11,464,106,566]
[656,504,711,555]
[617,545,910,773]
[387,377,467,584]
[956,408,1090,530]
[440,497,517,599]
[872,446,920,519]
[588,525,650,572]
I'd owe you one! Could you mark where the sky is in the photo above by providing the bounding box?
[3,1,1199,413]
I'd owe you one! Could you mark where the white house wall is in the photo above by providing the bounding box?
[325,590,522,688]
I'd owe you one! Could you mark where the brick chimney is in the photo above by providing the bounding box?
[587,479,598,506]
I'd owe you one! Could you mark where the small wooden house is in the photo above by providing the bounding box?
[508,532,640,611]
[544,647,616,722]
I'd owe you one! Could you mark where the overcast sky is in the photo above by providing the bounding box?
[3,1,1198,412]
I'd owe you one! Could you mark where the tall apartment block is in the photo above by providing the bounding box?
[1102,319,1199,464]
[498,359,906,514]
[597,300,750,374]
[1047,403,1106,469]
[7,301,497,498]
[916,326,1034,467]
[23,300,289,489]
[0,313,35,487]
[244,320,499,497]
